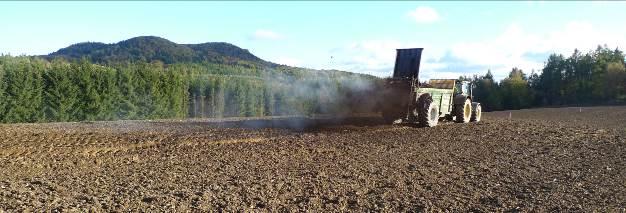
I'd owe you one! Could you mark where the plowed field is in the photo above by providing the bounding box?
[1,106,625,211]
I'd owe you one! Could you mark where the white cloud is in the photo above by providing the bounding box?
[447,21,626,79]
[447,23,545,77]
[250,29,284,40]
[324,40,445,77]
[407,7,440,24]
[324,21,626,80]
[275,57,301,66]
[543,21,623,53]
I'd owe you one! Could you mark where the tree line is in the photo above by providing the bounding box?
[471,45,626,111]
[0,56,376,123]
[2,45,622,123]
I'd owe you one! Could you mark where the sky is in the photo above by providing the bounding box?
[1,1,626,80]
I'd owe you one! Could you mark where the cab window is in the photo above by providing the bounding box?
[455,81,470,95]
[462,82,469,94]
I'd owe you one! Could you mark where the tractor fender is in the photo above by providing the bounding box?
[471,102,481,108]
[453,94,470,105]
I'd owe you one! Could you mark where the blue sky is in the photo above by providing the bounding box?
[1,1,625,80]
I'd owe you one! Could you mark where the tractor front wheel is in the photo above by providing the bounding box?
[471,103,482,122]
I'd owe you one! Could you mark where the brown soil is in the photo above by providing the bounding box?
[0,106,625,211]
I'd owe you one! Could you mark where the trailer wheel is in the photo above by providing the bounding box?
[471,102,482,122]
[455,99,472,123]
[418,94,439,127]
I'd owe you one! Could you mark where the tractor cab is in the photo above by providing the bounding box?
[454,80,472,98]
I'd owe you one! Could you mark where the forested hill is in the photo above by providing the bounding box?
[45,36,273,67]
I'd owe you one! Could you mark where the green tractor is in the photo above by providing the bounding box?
[379,48,481,127]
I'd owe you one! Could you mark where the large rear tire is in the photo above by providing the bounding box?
[418,94,439,127]
[471,102,482,122]
[455,99,472,123]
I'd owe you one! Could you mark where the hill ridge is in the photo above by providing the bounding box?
[46,36,273,66]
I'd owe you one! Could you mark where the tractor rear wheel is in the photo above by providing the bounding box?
[471,103,482,122]
[418,94,439,127]
[455,99,472,123]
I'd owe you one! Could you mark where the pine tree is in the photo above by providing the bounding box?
[116,65,139,120]
[43,61,80,121]
[74,59,102,121]
[3,57,45,123]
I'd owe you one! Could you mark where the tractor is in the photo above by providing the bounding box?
[378,48,481,127]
